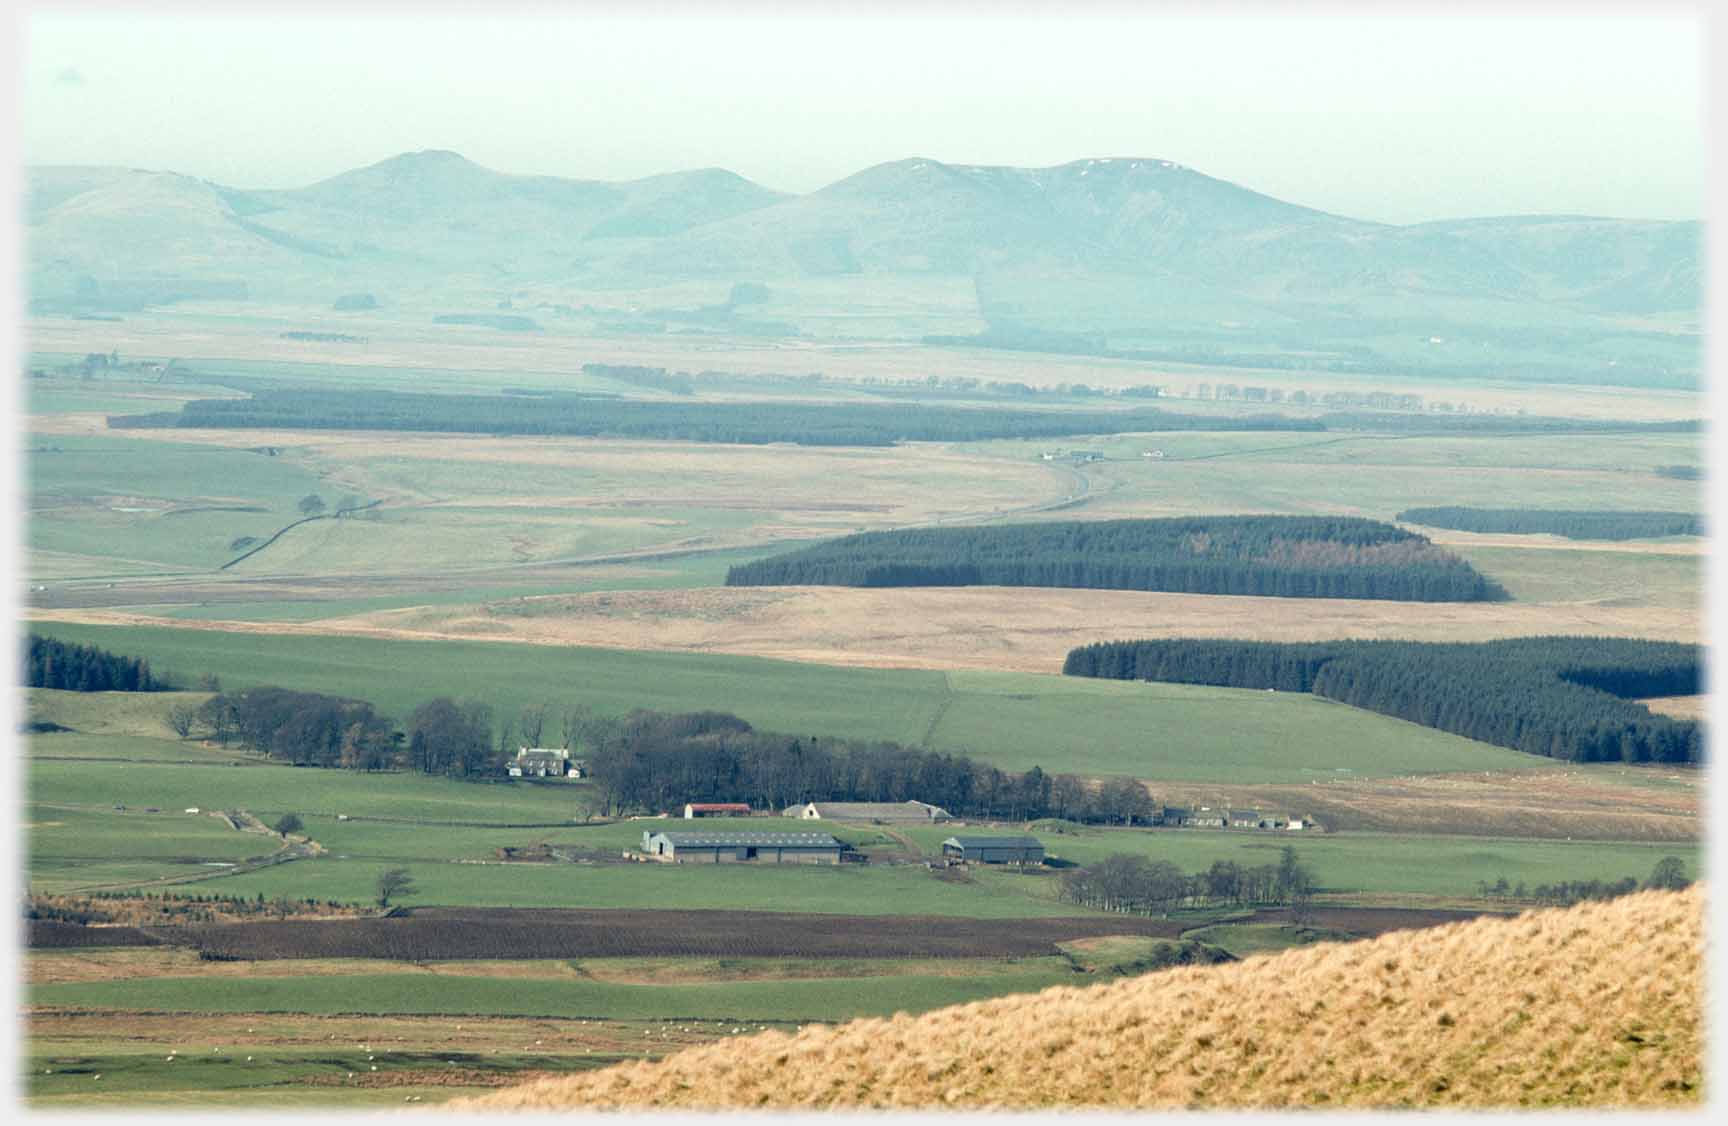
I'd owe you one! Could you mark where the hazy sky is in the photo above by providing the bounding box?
[21,5,1708,224]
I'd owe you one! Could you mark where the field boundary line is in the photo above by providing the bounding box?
[220,499,384,570]
[920,671,957,746]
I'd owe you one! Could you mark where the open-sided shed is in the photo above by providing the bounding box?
[642,830,845,865]
[941,835,1045,866]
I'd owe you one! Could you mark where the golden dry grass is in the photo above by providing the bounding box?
[1160,765,1700,842]
[454,887,1704,1111]
[319,584,1703,674]
[28,577,1703,678]
[1641,696,1710,722]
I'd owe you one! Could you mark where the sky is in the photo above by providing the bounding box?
[18,5,1710,224]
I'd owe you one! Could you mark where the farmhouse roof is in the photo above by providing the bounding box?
[685,802,751,811]
[651,832,843,848]
[943,835,1043,850]
[802,801,951,820]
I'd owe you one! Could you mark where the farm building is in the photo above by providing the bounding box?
[509,747,581,779]
[1188,809,1228,829]
[641,831,844,864]
[1156,806,1190,827]
[941,835,1045,866]
[684,802,752,819]
[783,800,952,823]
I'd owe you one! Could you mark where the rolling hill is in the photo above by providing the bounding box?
[455,886,1704,1110]
[26,150,1701,386]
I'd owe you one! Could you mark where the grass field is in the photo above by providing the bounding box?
[1446,544,1703,608]
[28,964,1084,1022]
[154,548,775,623]
[27,432,331,575]
[893,823,1699,899]
[24,621,1550,783]
[26,420,1061,581]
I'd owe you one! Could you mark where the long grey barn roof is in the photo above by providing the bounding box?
[651,832,843,848]
[943,835,1044,849]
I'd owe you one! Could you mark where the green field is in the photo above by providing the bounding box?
[27,740,1696,911]
[29,965,1082,1022]
[23,1046,620,1110]
[156,547,776,623]
[27,623,1549,784]
[28,758,591,828]
[893,823,1700,899]
[1447,544,1703,608]
[28,433,331,574]
[969,429,1703,524]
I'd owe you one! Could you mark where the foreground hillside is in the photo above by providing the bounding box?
[456,887,1703,1110]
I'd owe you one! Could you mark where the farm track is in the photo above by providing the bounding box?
[28,904,1488,961]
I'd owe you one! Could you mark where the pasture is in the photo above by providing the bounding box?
[892,823,1701,900]
[28,965,1084,1022]
[24,622,1550,783]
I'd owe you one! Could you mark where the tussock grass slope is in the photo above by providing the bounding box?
[456,887,1703,1110]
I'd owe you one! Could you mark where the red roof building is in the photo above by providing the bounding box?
[683,802,752,818]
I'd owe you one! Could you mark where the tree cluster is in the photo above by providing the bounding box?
[1480,856,1690,908]
[1059,847,1316,916]
[189,686,500,778]
[1063,636,1705,765]
[195,685,400,769]
[106,388,1322,447]
[24,634,165,692]
[1397,507,1702,541]
[577,707,1154,822]
[728,516,1506,602]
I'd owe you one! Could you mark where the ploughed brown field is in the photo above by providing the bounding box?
[28,905,1487,962]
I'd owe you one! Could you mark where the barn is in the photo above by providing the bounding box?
[783,800,952,823]
[941,835,1045,866]
[684,802,752,818]
[641,831,845,864]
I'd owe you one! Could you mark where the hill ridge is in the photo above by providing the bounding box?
[456,886,1704,1110]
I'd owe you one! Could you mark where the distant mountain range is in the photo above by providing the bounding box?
[26,150,1702,387]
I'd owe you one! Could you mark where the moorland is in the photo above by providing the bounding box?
[19,148,1706,1109]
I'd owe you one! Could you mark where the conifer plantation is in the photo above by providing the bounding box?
[24,635,166,693]
[727,516,1507,601]
[1063,636,1704,764]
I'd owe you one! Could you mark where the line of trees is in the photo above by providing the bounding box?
[1478,856,1691,907]
[105,388,1323,447]
[1063,636,1705,765]
[168,687,1163,820]
[728,516,1507,602]
[24,634,167,692]
[572,707,1157,822]
[1397,507,1702,541]
[1058,847,1316,916]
